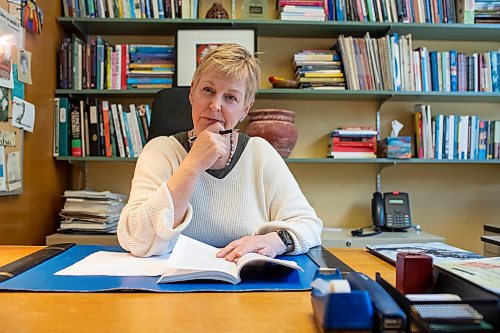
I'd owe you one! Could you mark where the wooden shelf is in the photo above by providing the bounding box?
[55,89,500,103]
[57,17,500,41]
[56,156,500,164]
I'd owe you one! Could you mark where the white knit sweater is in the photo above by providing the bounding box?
[118,135,322,257]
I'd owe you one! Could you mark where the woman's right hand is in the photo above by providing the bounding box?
[184,123,228,172]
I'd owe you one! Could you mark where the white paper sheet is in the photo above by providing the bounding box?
[55,251,171,276]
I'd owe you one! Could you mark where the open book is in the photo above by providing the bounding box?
[157,235,303,284]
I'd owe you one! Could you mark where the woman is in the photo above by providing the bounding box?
[118,44,322,260]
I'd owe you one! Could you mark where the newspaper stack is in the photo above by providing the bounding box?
[59,190,127,234]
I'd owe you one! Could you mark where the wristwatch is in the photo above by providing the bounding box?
[276,229,294,253]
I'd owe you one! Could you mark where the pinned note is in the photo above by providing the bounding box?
[11,96,34,132]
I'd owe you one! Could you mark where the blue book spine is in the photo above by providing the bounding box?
[450,50,458,92]
[435,114,441,159]
[392,34,401,91]
[424,0,432,22]
[327,0,334,20]
[145,104,151,127]
[491,51,498,92]
[436,0,443,23]
[126,78,173,84]
[497,52,500,93]
[478,120,487,160]
[145,0,151,18]
[430,51,439,91]
[335,0,343,20]
[129,0,136,18]
[421,48,428,92]
[158,0,165,18]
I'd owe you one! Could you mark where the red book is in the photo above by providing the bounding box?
[332,146,377,153]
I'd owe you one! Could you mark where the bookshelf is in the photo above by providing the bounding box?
[56,88,500,102]
[55,14,500,253]
[57,17,500,41]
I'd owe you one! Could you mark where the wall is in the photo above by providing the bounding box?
[1,4,497,252]
[0,1,68,244]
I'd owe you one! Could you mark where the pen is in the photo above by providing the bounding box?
[219,129,239,135]
[188,129,239,144]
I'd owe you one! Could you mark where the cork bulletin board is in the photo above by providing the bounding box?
[0,5,25,196]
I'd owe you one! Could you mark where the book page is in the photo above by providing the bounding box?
[236,252,303,272]
[55,251,171,276]
[166,235,236,275]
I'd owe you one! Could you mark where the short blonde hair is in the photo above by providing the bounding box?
[191,43,261,107]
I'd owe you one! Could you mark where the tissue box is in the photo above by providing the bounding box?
[378,137,412,159]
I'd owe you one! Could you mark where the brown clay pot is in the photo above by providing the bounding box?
[246,109,298,158]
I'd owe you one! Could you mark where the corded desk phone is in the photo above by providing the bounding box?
[351,192,412,237]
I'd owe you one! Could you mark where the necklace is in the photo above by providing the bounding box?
[226,132,234,167]
[188,130,234,167]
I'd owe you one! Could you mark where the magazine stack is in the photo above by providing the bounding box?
[59,190,126,234]
[293,49,346,90]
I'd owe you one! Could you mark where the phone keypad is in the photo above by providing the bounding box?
[386,214,411,228]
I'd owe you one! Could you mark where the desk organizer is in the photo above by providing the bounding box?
[311,269,373,331]
[376,272,499,332]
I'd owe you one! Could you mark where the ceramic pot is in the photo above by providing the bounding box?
[246,109,298,158]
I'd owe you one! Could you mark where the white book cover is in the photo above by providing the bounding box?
[158,235,302,284]
[110,104,126,157]
[128,104,143,156]
[117,104,131,157]
[448,115,455,159]
[106,0,115,17]
[458,115,469,160]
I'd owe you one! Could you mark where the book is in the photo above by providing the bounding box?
[157,235,303,284]
[435,257,500,295]
[367,242,484,264]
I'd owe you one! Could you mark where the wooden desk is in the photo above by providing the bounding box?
[0,246,395,333]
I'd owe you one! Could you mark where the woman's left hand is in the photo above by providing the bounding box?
[216,232,287,262]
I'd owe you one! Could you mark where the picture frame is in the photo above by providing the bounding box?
[175,29,257,87]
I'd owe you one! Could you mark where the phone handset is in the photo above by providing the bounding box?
[351,192,385,237]
[371,192,385,230]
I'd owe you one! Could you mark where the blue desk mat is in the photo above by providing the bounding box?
[0,245,319,292]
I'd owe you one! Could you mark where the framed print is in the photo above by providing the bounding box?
[176,29,256,87]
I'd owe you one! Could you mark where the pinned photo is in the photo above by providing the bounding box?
[18,49,32,84]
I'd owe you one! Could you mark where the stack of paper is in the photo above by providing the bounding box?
[58,190,126,234]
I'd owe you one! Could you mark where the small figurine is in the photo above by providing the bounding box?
[205,2,229,19]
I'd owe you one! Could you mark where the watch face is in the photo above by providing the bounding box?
[277,230,293,247]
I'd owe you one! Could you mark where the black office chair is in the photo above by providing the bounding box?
[147,87,193,141]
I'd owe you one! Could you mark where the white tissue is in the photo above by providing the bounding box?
[390,120,404,137]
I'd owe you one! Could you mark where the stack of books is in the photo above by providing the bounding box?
[58,190,126,234]
[293,50,346,90]
[328,127,378,158]
[278,0,326,21]
[127,44,175,89]
[475,0,500,23]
